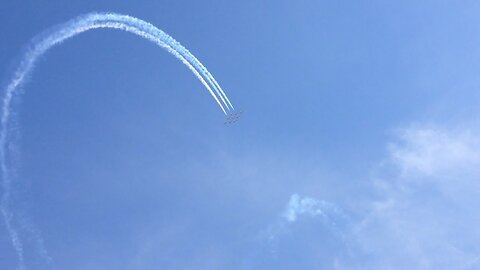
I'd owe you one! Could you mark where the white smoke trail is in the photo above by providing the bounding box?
[264,194,348,257]
[283,194,342,222]
[170,42,235,110]
[118,15,234,110]
[83,13,232,113]
[1,208,24,270]
[17,214,56,269]
[0,12,233,269]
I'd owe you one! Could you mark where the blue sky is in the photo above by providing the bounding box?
[2,1,480,269]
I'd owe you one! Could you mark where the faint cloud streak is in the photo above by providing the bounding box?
[283,193,342,223]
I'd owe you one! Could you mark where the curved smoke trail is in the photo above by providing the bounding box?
[116,14,234,110]
[0,12,233,269]
[170,40,234,110]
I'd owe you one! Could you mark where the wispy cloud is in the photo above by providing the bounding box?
[388,126,480,176]
[346,125,480,269]
[282,194,342,223]
[260,124,480,269]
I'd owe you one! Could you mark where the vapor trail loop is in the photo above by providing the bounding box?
[0,12,234,269]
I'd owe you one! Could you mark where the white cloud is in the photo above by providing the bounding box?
[283,194,341,222]
[388,126,480,177]
[246,124,480,270]
[346,125,480,270]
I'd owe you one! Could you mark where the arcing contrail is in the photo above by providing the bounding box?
[0,12,234,269]
[171,43,235,110]
[151,27,234,110]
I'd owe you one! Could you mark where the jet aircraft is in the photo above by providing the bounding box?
[224,111,243,124]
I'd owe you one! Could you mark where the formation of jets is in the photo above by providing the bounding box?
[224,111,243,124]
